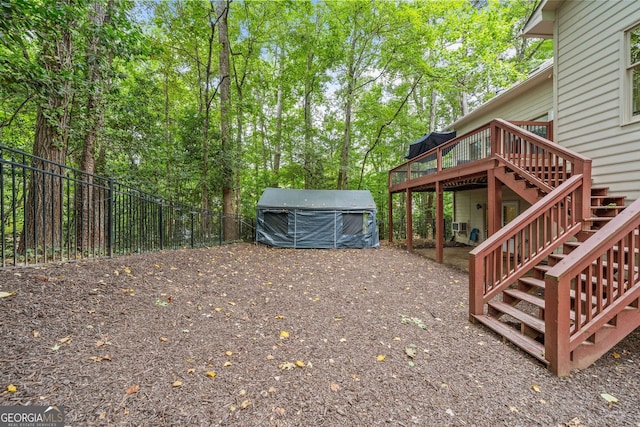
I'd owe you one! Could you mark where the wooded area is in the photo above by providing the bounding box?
[0,0,551,231]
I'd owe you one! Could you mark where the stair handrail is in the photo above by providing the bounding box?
[469,174,585,319]
[545,196,640,375]
[491,119,591,190]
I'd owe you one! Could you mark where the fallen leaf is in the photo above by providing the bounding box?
[225,350,233,356]
[125,384,140,395]
[600,393,618,404]
[187,368,195,374]
[50,344,60,351]
[240,399,251,409]
[278,361,296,370]
[295,360,305,368]
[228,301,236,306]
[89,354,112,362]
[531,385,541,393]
[206,371,216,378]
[172,380,183,387]
[159,337,168,342]
[266,355,275,360]
[275,315,284,319]
[612,352,621,359]
[330,383,340,392]
[58,336,71,344]
[280,331,290,339]
[124,267,131,274]
[96,340,105,347]
[376,355,386,362]
[7,384,17,393]
[0,291,17,298]
[268,387,276,393]
[223,361,232,367]
[32,331,40,338]
[404,346,417,359]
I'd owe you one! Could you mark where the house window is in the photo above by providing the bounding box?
[626,24,640,119]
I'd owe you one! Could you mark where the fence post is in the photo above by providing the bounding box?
[107,178,114,257]
[191,212,195,248]
[219,212,223,245]
[158,199,164,251]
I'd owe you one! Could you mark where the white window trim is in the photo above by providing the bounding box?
[621,22,640,126]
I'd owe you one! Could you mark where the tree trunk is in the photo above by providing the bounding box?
[336,33,357,190]
[21,1,73,256]
[303,51,315,189]
[272,71,283,187]
[217,0,237,240]
[77,1,110,254]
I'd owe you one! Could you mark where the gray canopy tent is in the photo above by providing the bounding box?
[256,188,379,249]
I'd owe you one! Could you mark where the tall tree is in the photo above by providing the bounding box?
[23,0,77,251]
[218,0,237,239]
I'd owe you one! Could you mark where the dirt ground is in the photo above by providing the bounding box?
[1,242,639,426]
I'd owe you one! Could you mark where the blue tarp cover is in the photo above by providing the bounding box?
[256,188,379,249]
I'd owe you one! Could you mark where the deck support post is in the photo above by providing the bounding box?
[406,188,413,252]
[436,181,443,263]
[388,191,393,242]
[487,168,502,236]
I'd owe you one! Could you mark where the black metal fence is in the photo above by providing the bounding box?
[0,144,255,269]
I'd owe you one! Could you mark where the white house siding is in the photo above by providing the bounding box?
[453,188,527,245]
[556,0,640,202]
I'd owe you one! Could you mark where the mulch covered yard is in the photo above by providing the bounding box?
[1,242,639,426]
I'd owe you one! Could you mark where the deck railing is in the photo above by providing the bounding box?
[492,119,572,189]
[389,120,552,190]
[545,197,640,375]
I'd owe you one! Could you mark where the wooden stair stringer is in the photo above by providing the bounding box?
[493,166,542,205]
[569,304,640,371]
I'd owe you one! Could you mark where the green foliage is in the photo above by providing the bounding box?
[0,0,552,219]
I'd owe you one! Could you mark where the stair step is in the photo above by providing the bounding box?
[519,276,546,290]
[503,288,545,309]
[565,242,638,256]
[472,314,548,364]
[534,264,552,275]
[488,300,546,334]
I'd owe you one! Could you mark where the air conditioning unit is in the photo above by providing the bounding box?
[452,222,467,233]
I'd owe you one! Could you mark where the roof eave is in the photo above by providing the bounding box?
[520,0,564,39]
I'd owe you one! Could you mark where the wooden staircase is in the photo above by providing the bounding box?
[472,168,640,369]
[388,118,640,375]
[472,186,629,367]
